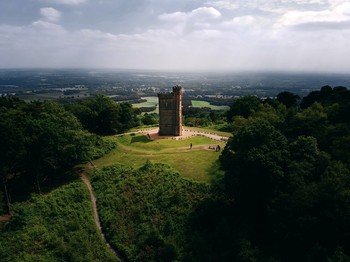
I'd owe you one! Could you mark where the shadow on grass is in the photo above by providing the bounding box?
[131,135,152,144]
[7,168,80,204]
[206,160,225,187]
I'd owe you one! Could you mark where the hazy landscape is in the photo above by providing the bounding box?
[1,0,350,261]
[2,69,350,100]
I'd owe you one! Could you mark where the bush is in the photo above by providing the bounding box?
[91,162,212,261]
[0,181,118,262]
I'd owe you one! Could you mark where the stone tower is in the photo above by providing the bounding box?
[158,85,182,136]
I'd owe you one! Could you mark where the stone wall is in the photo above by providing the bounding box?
[158,86,182,136]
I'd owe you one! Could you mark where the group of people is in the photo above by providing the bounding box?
[190,144,221,152]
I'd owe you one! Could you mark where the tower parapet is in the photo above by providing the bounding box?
[158,86,182,136]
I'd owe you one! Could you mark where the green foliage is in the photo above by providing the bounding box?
[66,94,139,135]
[183,107,227,128]
[141,112,159,125]
[90,163,212,261]
[214,86,350,261]
[0,97,115,212]
[0,181,118,262]
[226,95,261,120]
[221,119,289,210]
[277,91,300,108]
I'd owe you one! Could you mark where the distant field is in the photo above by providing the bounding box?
[132,96,158,106]
[191,100,229,110]
[132,97,229,113]
[91,134,226,183]
[184,126,232,137]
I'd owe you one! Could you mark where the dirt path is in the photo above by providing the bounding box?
[80,173,125,262]
[0,214,12,229]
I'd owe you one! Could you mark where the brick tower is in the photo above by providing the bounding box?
[158,85,182,136]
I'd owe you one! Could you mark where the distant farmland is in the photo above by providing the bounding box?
[132,97,229,112]
[132,96,158,108]
[132,96,158,113]
[191,100,229,110]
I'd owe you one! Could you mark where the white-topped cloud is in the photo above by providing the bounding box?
[40,7,61,22]
[159,7,221,22]
[277,2,350,29]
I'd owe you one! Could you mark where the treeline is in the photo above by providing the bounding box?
[0,95,139,214]
[183,107,227,128]
[190,86,350,261]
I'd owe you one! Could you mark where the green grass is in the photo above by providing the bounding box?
[92,134,226,182]
[191,100,229,111]
[0,180,118,262]
[132,96,158,108]
[132,97,159,113]
[184,126,232,137]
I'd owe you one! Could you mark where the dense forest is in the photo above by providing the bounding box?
[200,86,350,261]
[1,86,350,261]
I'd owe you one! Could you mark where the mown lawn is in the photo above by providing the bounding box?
[92,134,226,182]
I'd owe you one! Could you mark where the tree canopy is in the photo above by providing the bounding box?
[193,86,350,261]
[0,97,115,213]
[66,94,139,135]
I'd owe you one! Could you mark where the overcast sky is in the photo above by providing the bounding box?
[0,0,350,72]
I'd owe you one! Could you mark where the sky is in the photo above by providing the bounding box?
[0,0,350,72]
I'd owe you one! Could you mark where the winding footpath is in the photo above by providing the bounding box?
[80,173,125,262]
[79,127,228,261]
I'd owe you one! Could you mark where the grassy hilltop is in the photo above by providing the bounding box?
[91,133,227,182]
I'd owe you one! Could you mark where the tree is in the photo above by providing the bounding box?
[0,107,27,214]
[277,91,300,108]
[66,95,139,135]
[24,101,95,193]
[142,113,158,125]
[221,119,289,211]
[0,98,104,200]
[285,102,328,139]
[226,96,261,121]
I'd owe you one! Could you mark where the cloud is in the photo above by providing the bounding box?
[40,7,61,22]
[31,20,65,32]
[276,2,350,29]
[40,0,87,5]
[1,0,350,72]
[221,15,262,29]
[158,6,222,35]
[158,12,187,22]
[205,0,238,11]
[159,7,221,22]
[191,7,222,20]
